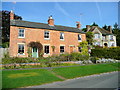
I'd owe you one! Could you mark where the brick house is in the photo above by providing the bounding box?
[9,11,86,58]
[86,25,117,47]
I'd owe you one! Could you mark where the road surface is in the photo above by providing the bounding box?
[29,71,119,88]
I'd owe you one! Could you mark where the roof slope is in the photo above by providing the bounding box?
[10,20,85,34]
[89,26,113,35]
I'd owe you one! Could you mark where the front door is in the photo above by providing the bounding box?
[70,46,74,53]
[32,47,38,58]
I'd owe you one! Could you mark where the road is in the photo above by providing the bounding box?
[30,71,119,88]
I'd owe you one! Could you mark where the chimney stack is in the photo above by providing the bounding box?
[48,15,54,26]
[10,10,14,20]
[86,25,90,32]
[76,21,81,29]
[108,26,112,33]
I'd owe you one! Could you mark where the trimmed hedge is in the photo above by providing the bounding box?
[91,47,120,60]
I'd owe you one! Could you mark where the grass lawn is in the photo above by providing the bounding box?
[2,69,62,88]
[52,63,119,79]
[2,63,119,88]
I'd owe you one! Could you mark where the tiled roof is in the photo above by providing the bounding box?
[10,20,85,34]
[89,26,113,35]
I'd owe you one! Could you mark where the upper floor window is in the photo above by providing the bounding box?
[44,31,50,39]
[60,32,64,40]
[102,36,105,40]
[78,34,82,41]
[110,35,114,40]
[94,34,100,39]
[18,44,24,55]
[18,29,25,38]
[60,46,64,53]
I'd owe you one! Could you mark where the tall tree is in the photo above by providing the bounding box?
[102,24,108,30]
[86,31,94,45]
[91,22,98,26]
[112,23,120,46]
[2,10,22,44]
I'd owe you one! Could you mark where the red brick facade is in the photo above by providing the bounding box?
[9,26,86,57]
[9,11,86,57]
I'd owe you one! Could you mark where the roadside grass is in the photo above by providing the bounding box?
[2,63,119,88]
[52,63,119,79]
[2,69,62,88]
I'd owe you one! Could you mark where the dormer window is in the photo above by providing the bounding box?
[60,32,64,40]
[18,29,25,38]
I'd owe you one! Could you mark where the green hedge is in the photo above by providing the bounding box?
[91,47,120,60]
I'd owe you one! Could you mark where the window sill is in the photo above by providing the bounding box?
[17,53,25,55]
[78,40,82,42]
[18,37,25,39]
[44,38,50,40]
[60,52,65,54]
[60,39,64,41]
[44,53,50,55]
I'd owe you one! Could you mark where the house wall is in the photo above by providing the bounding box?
[9,26,86,57]
[92,28,117,47]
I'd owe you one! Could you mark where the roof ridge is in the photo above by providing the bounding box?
[12,20,79,30]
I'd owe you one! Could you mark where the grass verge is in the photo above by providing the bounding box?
[2,63,119,88]
[2,69,62,88]
[52,63,119,79]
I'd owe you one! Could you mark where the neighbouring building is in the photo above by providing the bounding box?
[9,11,86,58]
[86,25,117,47]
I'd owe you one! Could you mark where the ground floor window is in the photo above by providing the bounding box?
[60,46,64,53]
[44,45,49,54]
[18,44,24,54]
[78,47,82,52]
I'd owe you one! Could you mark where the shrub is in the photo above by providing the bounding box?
[90,57,99,64]
[91,47,120,60]
[70,52,89,61]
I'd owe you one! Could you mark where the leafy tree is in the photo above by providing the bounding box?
[86,31,94,45]
[113,22,118,29]
[82,28,87,32]
[78,41,89,55]
[102,24,108,30]
[91,22,98,26]
[112,23,120,46]
[1,10,22,47]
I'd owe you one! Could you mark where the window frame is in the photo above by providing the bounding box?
[78,47,82,52]
[60,46,65,53]
[110,35,114,40]
[60,32,64,40]
[18,29,25,38]
[18,43,25,55]
[94,34,100,39]
[44,45,50,55]
[44,31,50,40]
[78,34,82,42]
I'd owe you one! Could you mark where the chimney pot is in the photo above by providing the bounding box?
[48,15,54,26]
[76,21,81,29]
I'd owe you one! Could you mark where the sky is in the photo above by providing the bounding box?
[2,2,118,28]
